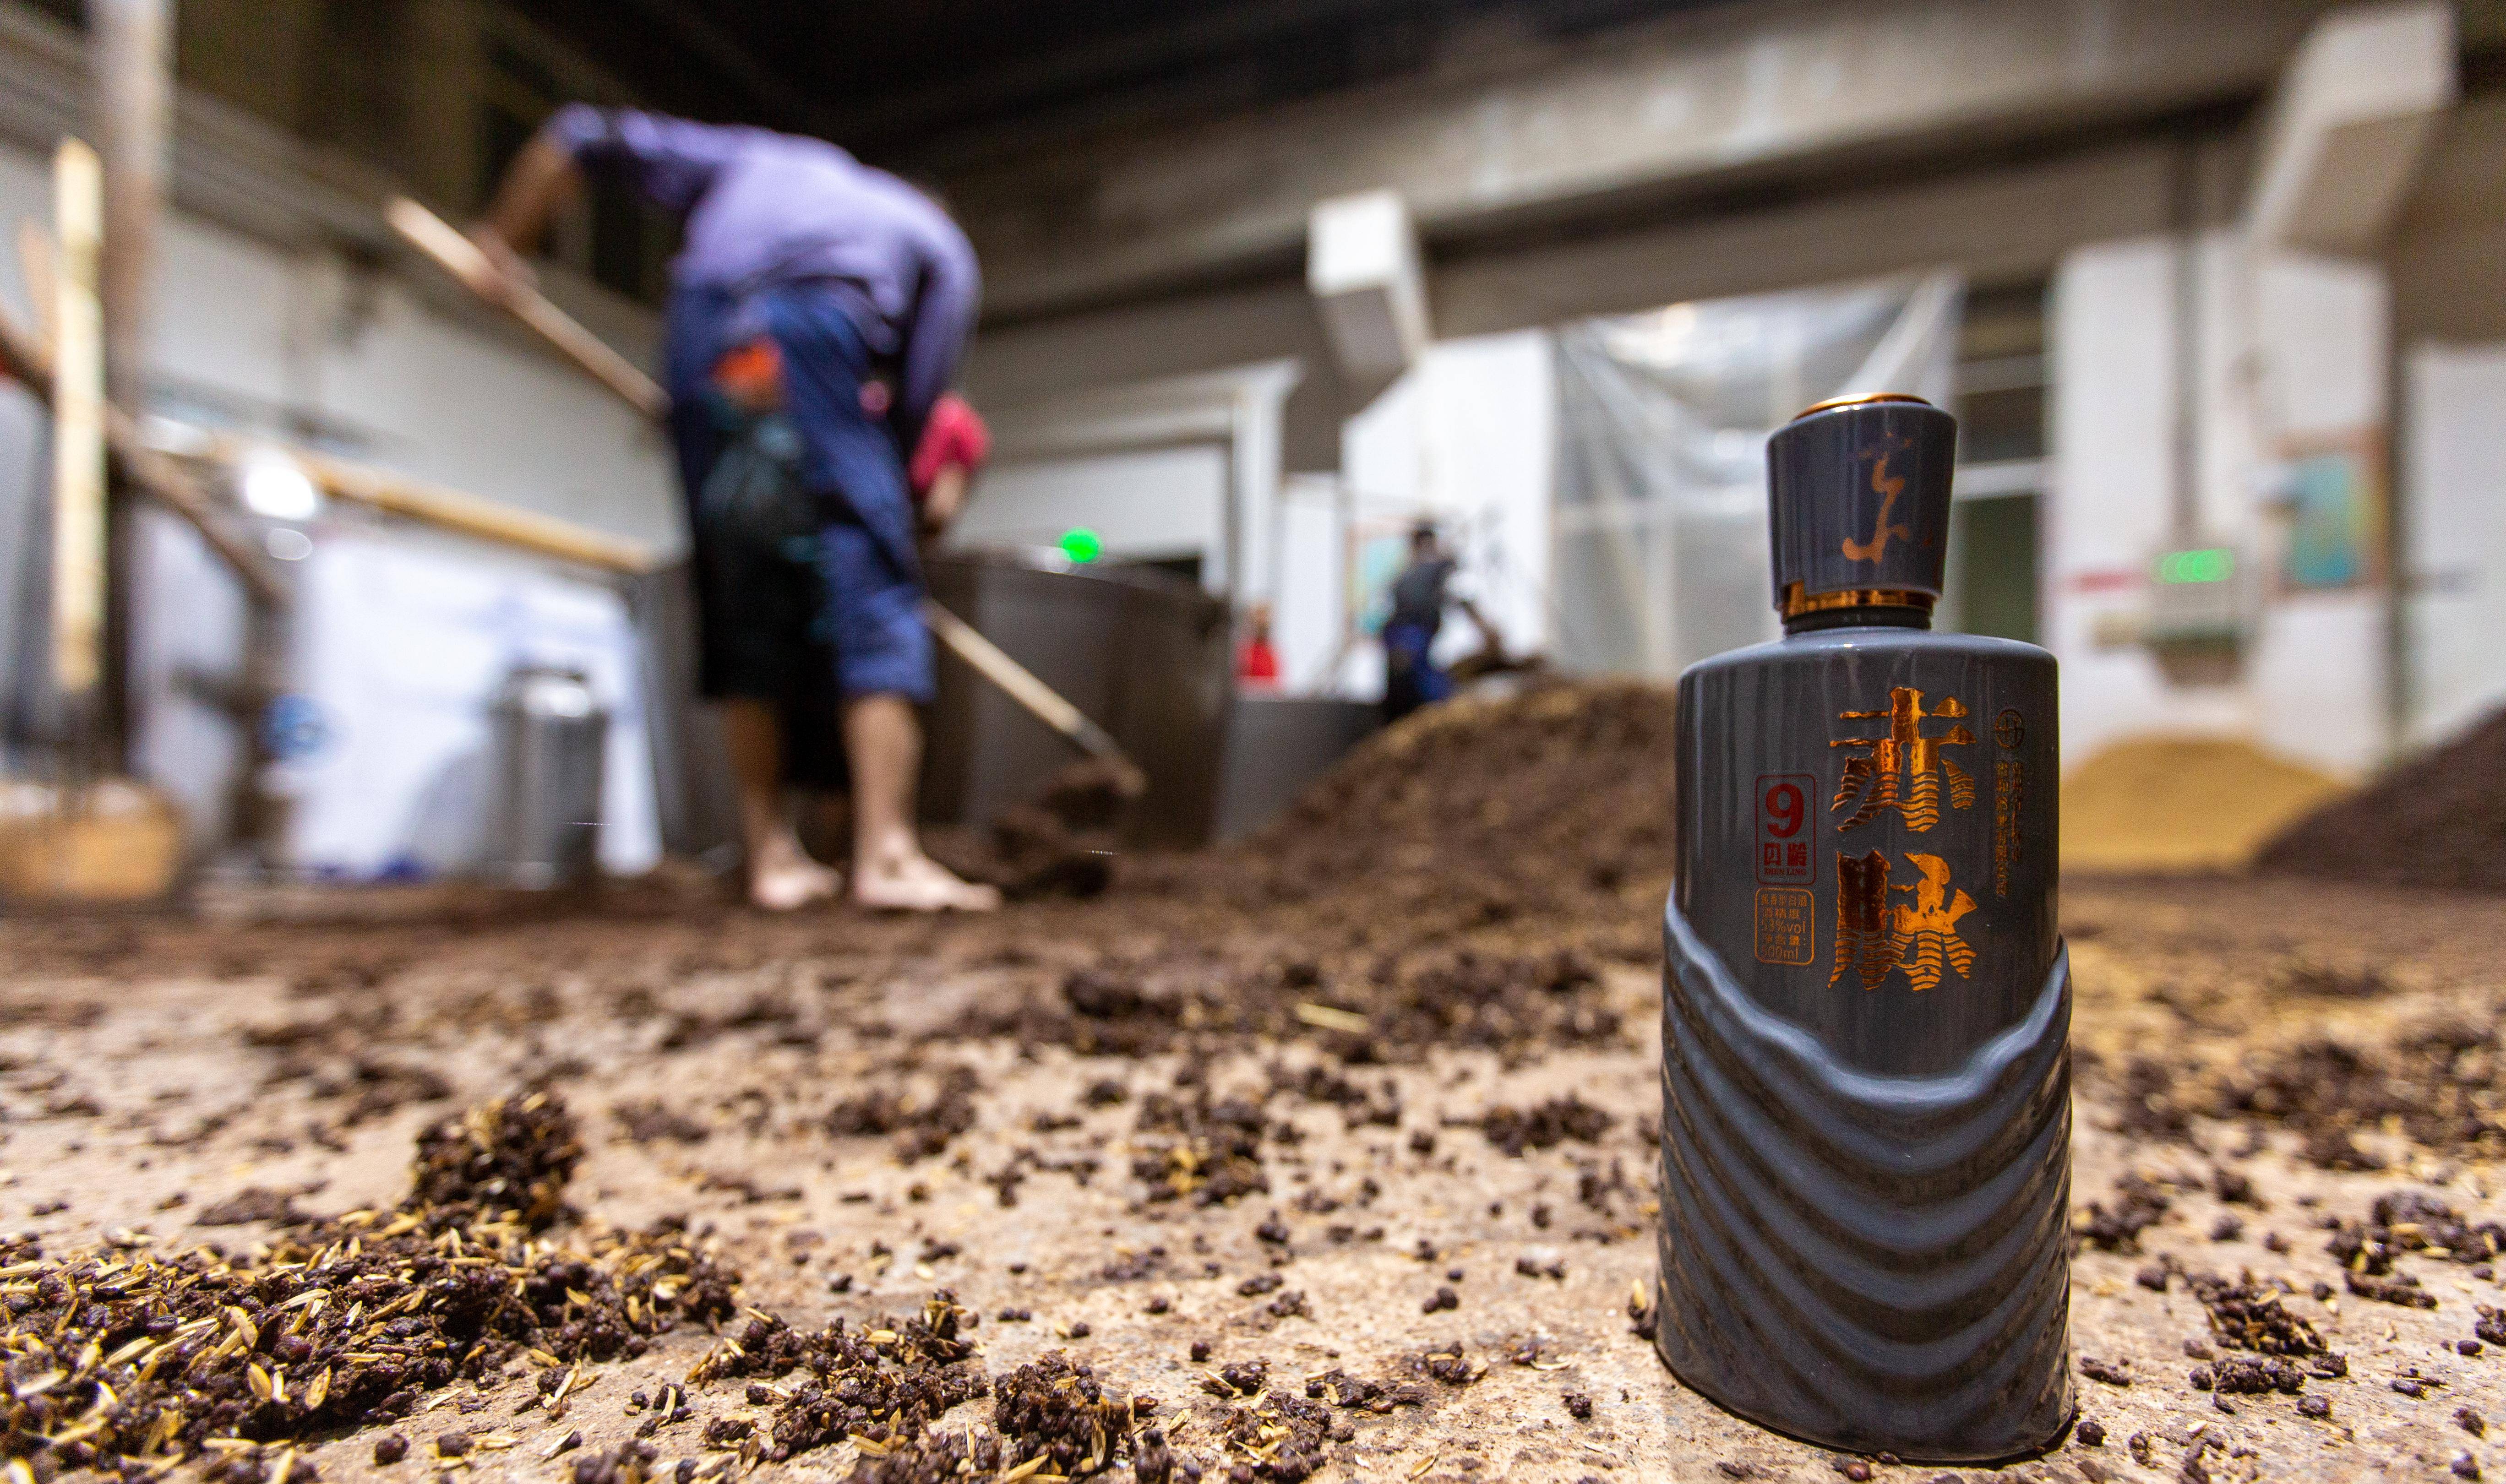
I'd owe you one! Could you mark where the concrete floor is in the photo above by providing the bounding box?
[0,874,2499,1481]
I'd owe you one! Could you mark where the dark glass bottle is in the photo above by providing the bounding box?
[1654,395,2072,1461]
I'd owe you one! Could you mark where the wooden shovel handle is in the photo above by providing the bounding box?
[387,196,670,421]
[919,598,1147,796]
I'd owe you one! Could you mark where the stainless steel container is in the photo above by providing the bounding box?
[485,664,607,888]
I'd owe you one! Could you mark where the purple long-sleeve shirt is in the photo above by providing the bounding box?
[545,104,979,446]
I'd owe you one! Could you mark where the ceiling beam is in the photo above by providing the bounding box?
[817,0,1436,152]
[607,0,840,139]
[946,0,2333,322]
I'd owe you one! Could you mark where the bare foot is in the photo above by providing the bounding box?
[852,851,1001,913]
[750,855,841,911]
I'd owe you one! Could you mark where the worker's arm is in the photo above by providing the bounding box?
[471,105,744,294]
[469,133,581,295]
[893,217,981,457]
[921,465,970,534]
[910,397,989,535]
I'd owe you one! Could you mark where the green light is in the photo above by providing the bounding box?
[1059,528,1103,564]
[2156,548,2234,585]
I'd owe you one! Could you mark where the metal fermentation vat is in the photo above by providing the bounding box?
[922,551,1232,848]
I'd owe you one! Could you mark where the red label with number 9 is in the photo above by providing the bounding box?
[1755,772,1817,885]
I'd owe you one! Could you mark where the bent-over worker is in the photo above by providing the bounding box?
[470,106,997,913]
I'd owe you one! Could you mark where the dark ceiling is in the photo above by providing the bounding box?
[510,0,1716,166]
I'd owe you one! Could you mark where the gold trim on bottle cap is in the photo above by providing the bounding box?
[1789,392,1933,422]
[1781,581,1938,619]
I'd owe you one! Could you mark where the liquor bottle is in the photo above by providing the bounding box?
[1654,394,2071,1460]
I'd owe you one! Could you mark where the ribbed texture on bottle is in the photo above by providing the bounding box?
[1655,903,2075,1461]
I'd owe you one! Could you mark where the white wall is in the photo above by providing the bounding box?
[2050,232,2394,779]
[2404,340,2506,745]
[281,531,657,879]
[978,360,1299,603]
[2245,251,2389,773]
[0,146,679,552]
[952,445,1228,566]
[0,385,42,724]
[1338,330,1554,689]
[1271,474,1345,690]
[129,511,248,848]
[2051,238,2239,768]
[0,134,678,862]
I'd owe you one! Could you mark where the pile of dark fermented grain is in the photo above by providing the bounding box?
[0,1092,1143,1484]
[956,679,1681,920]
[939,679,1680,935]
[0,1095,744,1484]
[1221,680,1678,921]
[959,681,1679,1061]
[2256,704,2506,893]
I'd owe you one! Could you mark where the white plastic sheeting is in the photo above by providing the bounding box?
[1551,272,1962,677]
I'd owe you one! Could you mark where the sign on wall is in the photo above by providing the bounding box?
[2272,431,2386,591]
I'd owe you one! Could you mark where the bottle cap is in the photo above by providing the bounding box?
[1767,393,1957,616]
